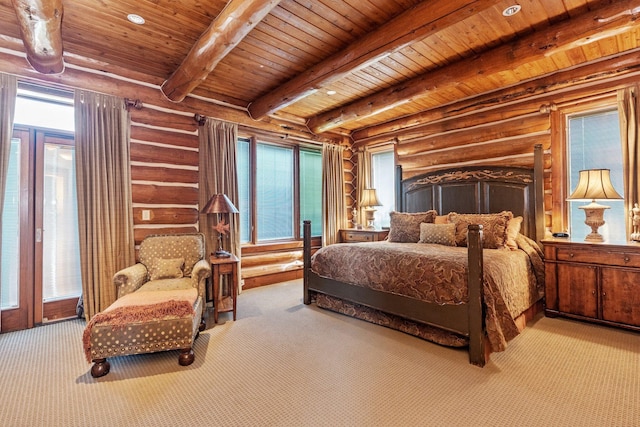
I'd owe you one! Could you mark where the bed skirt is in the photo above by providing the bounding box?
[315,293,468,347]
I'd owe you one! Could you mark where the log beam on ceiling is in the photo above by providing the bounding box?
[0,44,338,144]
[11,0,64,74]
[352,48,640,144]
[307,0,640,134]
[247,0,501,120]
[161,0,282,103]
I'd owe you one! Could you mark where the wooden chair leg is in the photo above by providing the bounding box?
[91,358,110,378]
[178,348,195,366]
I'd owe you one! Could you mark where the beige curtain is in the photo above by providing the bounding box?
[618,85,640,238]
[356,147,372,227]
[75,90,135,321]
[0,73,17,331]
[198,118,241,291]
[322,143,346,246]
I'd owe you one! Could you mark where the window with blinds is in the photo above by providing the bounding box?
[257,143,294,240]
[300,149,322,236]
[567,108,625,241]
[237,138,322,243]
[371,149,395,229]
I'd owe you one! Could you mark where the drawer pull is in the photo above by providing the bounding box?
[624,257,630,263]
[569,253,574,258]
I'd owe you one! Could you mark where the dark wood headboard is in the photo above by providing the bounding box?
[396,144,544,244]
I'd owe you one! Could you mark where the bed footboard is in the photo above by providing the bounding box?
[302,220,487,366]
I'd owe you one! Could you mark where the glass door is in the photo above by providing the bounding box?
[1,130,32,331]
[37,133,82,322]
[1,129,80,332]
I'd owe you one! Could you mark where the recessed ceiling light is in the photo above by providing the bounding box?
[502,5,521,17]
[326,90,337,96]
[127,14,145,25]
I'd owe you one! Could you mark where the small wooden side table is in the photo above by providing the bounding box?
[210,254,239,323]
[339,228,389,243]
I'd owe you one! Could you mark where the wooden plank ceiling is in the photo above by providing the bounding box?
[1,0,639,138]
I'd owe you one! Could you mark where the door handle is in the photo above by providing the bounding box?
[35,228,42,243]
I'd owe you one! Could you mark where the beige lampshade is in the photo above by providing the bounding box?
[567,169,623,201]
[201,194,239,214]
[360,188,382,207]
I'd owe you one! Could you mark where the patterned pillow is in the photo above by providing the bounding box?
[148,257,185,281]
[418,223,456,246]
[388,210,438,243]
[447,211,513,249]
[434,215,449,224]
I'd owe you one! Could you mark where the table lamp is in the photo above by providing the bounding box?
[360,188,382,230]
[201,193,239,257]
[567,169,622,242]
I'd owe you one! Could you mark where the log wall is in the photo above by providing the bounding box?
[129,106,201,245]
[352,59,640,234]
[354,102,553,231]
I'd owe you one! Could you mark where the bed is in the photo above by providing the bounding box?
[303,144,545,366]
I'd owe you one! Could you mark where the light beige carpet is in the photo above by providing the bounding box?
[0,279,638,427]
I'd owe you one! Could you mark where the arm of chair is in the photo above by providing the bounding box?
[191,259,212,300]
[113,263,148,298]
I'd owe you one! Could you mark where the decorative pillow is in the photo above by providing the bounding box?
[148,257,185,281]
[434,215,449,224]
[447,211,513,249]
[388,210,438,243]
[505,216,523,250]
[418,223,456,246]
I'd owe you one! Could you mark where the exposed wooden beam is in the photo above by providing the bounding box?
[308,0,640,134]
[11,0,64,74]
[161,0,282,103]
[352,48,640,144]
[247,0,500,120]
[0,42,339,144]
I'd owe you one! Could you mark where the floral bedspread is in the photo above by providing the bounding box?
[310,235,544,352]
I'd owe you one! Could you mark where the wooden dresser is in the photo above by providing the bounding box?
[339,228,389,243]
[543,238,640,331]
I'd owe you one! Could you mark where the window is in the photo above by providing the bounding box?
[2,83,80,327]
[237,139,251,243]
[299,149,322,236]
[567,108,625,241]
[257,143,294,240]
[237,138,322,243]
[370,149,395,229]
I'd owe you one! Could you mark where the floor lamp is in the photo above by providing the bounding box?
[201,194,239,257]
[567,169,622,242]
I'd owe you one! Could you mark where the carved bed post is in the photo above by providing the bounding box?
[395,165,403,211]
[467,224,486,367]
[303,220,311,305]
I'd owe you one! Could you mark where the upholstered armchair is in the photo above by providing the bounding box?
[83,233,211,378]
[114,233,210,300]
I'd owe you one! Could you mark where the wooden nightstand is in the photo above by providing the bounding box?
[339,228,389,243]
[543,238,640,331]
[210,254,239,323]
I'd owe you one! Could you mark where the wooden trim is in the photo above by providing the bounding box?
[243,269,303,290]
[42,297,78,322]
[34,131,45,325]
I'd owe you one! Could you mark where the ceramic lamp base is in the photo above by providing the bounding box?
[579,202,609,242]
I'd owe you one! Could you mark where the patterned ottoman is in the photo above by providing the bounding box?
[82,288,204,378]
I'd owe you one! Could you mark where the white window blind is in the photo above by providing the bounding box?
[567,108,625,241]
